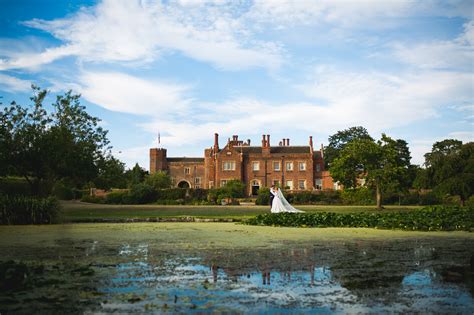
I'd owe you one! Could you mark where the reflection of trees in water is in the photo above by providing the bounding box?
[198,239,474,300]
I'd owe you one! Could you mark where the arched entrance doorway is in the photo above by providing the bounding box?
[251,180,260,196]
[177,180,190,188]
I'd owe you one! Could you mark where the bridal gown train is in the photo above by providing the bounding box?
[270,189,304,213]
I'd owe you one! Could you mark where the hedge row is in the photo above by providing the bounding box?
[244,205,474,231]
[0,195,60,224]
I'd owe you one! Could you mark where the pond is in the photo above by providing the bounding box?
[0,223,473,314]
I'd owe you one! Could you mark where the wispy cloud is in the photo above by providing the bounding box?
[0,74,32,92]
[1,0,283,71]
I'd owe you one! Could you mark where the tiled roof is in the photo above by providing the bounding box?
[167,157,204,163]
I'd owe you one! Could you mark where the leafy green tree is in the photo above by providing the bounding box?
[421,140,473,205]
[329,134,411,209]
[145,171,172,190]
[222,179,246,198]
[324,126,373,168]
[95,156,127,190]
[125,163,147,187]
[0,86,110,195]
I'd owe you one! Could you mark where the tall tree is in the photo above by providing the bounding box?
[324,126,373,168]
[329,134,411,209]
[0,86,110,195]
[422,140,473,205]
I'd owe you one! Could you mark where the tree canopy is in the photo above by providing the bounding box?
[0,86,111,195]
[324,126,373,168]
[329,134,412,209]
[417,140,474,205]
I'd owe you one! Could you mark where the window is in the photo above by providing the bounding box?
[252,161,260,171]
[273,161,280,171]
[316,164,321,172]
[209,181,214,189]
[184,167,190,175]
[315,179,322,190]
[195,177,201,184]
[221,179,228,187]
[299,162,306,171]
[251,180,259,186]
[285,180,293,190]
[223,161,236,171]
[286,162,293,171]
[298,180,306,190]
[273,180,280,187]
[195,185,201,189]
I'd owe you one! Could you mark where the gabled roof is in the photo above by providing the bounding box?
[167,157,204,163]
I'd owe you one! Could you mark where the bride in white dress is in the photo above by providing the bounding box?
[270,187,304,213]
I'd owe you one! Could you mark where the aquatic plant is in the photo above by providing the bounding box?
[0,195,60,224]
[244,205,474,231]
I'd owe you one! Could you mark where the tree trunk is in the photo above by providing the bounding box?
[376,182,382,210]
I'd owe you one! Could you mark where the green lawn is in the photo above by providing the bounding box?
[60,200,422,222]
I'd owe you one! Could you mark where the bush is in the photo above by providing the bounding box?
[256,188,270,205]
[105,191,127,204]
[341,188,374,205]
[156,188,186,201]
[0,177,32,196]
[127,183,158,204]
[466,195,474,208]
[0,195,60,224]
[245,205,474,231]
[52,180,74,200]
[145,171,172,189]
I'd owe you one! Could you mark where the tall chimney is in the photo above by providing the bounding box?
[286,138,290,146]
[262,134,266,147]
[266,135,270,147]
[214,133,219,152]
[309,136,313,148]
[247,139,251,145]
[320,143,324,158]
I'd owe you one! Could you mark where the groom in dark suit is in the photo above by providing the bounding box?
[269,185,275,210]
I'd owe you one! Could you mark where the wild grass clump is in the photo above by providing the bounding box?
[244,205,474,231]
[0,195,60,224]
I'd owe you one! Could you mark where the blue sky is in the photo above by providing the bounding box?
[0,0,472,169]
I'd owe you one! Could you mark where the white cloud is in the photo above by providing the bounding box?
[79,71,191,116]
[0,74,32,92]
[247,0,473,30]
[0,0,283,71]
[393,20,474,70]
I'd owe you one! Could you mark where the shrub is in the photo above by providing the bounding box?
[156,188,186,201]
[0,195,61,224]
[145,171,172,189]
[466,195,474,208]
[244,205,474,231]
[341,188,374,205]
[52,180,74,200]
[0,177,32,196]
[105,191,127,204]
[127,183,158,204]
[256,188,270,205]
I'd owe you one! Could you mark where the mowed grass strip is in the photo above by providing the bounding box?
[60,201,421,222]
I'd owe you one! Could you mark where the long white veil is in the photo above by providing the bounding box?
[277,189,304,213]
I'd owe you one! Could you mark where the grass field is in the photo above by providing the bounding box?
[60,200,422,222]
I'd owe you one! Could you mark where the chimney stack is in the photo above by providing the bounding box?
[320,143,324,158]
[262,134,266,147]
[214,133,219,152]
[247,139,251,145]
[266,135,270,147]
[309,136,313,148]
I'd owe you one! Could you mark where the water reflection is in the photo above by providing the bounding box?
[1,238,473,314]
[93,241,474,313]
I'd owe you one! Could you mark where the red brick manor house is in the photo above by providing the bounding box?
[150,134,338,196]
